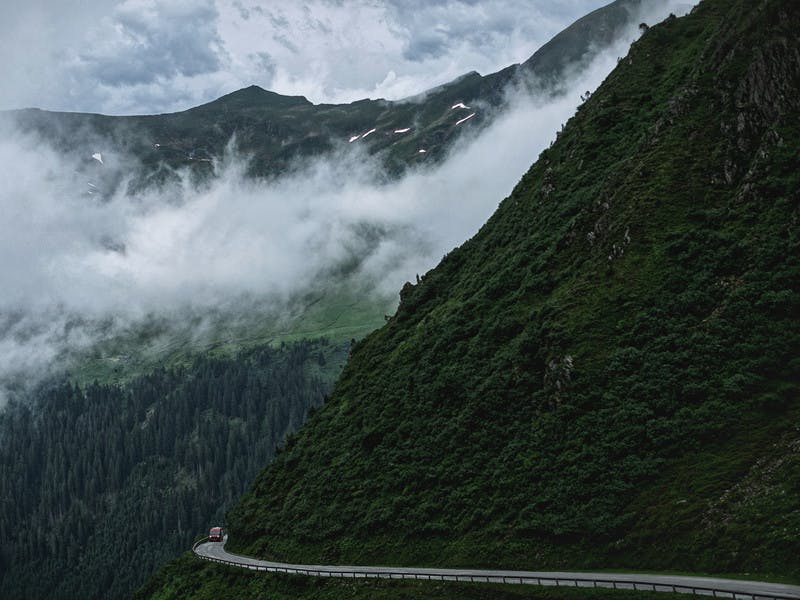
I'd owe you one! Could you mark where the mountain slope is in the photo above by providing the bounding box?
[215,0,800,577]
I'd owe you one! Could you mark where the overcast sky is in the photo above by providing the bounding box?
[0,0,616,115]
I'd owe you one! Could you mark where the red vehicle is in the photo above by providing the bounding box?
[209,526,224,542]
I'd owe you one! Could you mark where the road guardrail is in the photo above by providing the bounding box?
[192,542,800,600]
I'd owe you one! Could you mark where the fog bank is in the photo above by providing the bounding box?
[0,2,695,400]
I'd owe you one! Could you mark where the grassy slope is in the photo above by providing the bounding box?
[140,0,799,596]
[69,285,389,387]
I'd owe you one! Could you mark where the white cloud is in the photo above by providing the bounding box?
[216,0,617,105]
[0,1,699,401]
[0,10,676,390]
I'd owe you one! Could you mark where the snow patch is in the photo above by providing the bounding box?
[455,113,476,126]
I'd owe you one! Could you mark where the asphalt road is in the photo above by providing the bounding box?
[194,537,800,599]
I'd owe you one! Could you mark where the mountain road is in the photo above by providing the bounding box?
[194,537,800,599]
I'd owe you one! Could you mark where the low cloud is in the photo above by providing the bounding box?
[0,3,695,401]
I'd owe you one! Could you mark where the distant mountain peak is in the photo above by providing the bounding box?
[191,85,312,112]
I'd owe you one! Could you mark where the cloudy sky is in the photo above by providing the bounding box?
[0,0,617,115]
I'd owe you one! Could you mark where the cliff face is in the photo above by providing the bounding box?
[223,0,800,576]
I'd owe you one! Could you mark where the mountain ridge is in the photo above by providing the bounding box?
[2,0,655,185]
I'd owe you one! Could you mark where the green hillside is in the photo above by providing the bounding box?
[68,284,390,387]
[138,0,800,595]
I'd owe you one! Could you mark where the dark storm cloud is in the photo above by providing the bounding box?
[266,10,289,29]
[79,0,226,87]
[383,0,592,63]
[272,33,300,55]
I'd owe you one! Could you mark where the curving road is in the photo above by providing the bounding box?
[194,537,800,599]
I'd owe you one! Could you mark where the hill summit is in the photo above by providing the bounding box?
[189,85,312,112]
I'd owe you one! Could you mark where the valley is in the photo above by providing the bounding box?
[2,0,798,599]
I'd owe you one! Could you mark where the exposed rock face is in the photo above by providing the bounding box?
[736,36,800,121]
[712,2,800,187]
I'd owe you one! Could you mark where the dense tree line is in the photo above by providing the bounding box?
[0,338,347,600]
